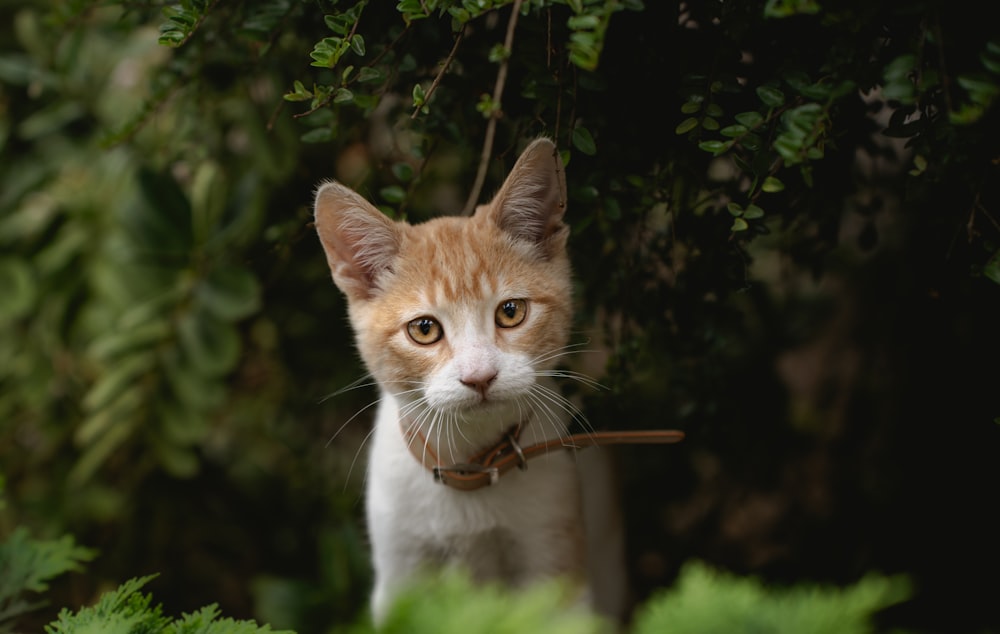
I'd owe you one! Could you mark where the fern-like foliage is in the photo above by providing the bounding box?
[44,576,293,634]
[0,506,95,633]
[632,561,911,634]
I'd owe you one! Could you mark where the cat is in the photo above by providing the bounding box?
[313,137,627,624]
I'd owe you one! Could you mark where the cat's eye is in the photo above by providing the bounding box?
[406,317,443,345]
[495,299,528,328]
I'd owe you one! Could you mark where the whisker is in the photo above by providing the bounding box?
[325,397,382,448]
[537,369,606,391]
[344,423,379,493]
[529,341,596,366]
[530,382,595,436]
[321,373,376,402]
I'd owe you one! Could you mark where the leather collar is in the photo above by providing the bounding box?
[401,416,684,492]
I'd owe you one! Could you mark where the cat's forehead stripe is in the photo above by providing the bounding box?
[403,219,505,305]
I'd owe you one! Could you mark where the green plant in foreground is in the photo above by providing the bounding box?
[44,576,291,634]
[633,561,912,634]
[0,477,95,633]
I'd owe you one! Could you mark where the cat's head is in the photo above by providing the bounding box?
[314,138,572,440]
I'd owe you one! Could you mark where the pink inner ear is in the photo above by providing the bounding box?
[314,181,401,299]
[489,138,567,252]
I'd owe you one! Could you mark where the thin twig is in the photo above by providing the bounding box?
[411,26,466,119]
[463,0,524,216]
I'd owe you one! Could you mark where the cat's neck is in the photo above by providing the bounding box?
[382,378,569,466]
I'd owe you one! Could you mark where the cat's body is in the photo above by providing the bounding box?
[314,138,625,623]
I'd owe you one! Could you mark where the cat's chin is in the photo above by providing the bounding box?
[432,396,527,427]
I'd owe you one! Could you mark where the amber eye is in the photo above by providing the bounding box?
[495,299,528,328]
[406,317,443,345]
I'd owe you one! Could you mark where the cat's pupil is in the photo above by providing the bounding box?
[502,302,516,318]
[418,319,432,335]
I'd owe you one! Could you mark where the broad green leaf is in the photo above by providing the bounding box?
[681,100,701,114]
[392,162,414,182]
[196,265,261,321]
[82,352,156,413]
[731,217,749,231]
[756,85,785,107]
[176,310,241,377]
[380,185,406,204]
[735,111,763,128]
[572,127,597,155]
[89,320,171,361]
[358,66,385,83]
[744,204,765,219]
[698,140,732,154]
[985,251,1000,285]
[675,117,699,135]
[350,34,366,56]
[301,127,333,143]
[761,176,785,192]
[333,87,354,104]
[720,124,748,137]
[76,387,144,446]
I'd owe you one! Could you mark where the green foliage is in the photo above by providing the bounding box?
[0,508,95,632]
[633,562,910,634]
[44,576,291,634]
[372,572,609,634]
[2,0,998,632]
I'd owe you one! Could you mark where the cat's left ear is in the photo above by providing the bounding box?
[486,137,569,259]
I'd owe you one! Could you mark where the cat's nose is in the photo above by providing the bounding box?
[460,370,498,396]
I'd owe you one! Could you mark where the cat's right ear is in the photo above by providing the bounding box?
[313,181,402,301]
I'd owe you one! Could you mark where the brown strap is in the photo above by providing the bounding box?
[405,424,685,491]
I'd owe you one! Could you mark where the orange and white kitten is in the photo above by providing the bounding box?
[314,138,626,623]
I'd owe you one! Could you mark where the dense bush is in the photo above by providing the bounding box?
[1,1,997,632]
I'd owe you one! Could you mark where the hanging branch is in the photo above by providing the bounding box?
[463,0,524,216]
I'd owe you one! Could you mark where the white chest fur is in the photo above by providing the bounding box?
[364,390,590,623]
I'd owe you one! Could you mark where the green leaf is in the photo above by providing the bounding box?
[675,117,699,135]
[196,265,261,321]
[743,204,765,219]
[731,217,749,231]
[761,176,785,192]
[177,310,241,377]
[358,66,385,83]
[735,111,764,128]
[572,127,597,155]
[720,124,748,137]
[412,83,426,108]
[333,87,354,104]
[301,127,333,143]
[380,185,406,204]
[350,34,366,56]
[985,250,1000,285]
[392,162,415,182]
[681,100,702,114]
[727,203,744,217]
[698,140,732,155]
[82,352,156,413]
[756,85,786,107]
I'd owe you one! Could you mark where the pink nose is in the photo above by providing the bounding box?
[460,370,498,396]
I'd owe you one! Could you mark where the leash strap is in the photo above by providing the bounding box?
[404,423,685,491]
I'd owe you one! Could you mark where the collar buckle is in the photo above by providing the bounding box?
[433,463,501,487]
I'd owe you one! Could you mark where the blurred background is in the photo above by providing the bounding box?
[1,1,998,632]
